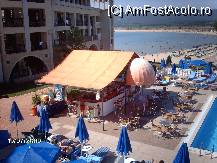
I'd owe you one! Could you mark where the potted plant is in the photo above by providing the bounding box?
[32,93,41,116]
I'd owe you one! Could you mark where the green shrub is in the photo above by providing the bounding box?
[32,93,41,105]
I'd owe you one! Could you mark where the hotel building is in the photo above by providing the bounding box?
[0,0,113,83]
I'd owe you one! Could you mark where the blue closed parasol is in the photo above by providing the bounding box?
[10,101,24,138]
[116,126,132,156]
[173,143,190,163]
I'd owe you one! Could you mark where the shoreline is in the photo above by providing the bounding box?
[142,44,217,64]
[114,29,217,36]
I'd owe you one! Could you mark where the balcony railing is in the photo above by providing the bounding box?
[27,0,45,3]
[29,20,45,27]
[5,45,26,54]
[31,42,47,51]
[76,20,83,26]
[2,18,23,27]
[84,35,98,42]
[66,19,72,26]
[84,21,88,26]
[55,20,65,26]
[53,39,66,46]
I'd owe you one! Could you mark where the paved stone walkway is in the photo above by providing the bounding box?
[1,87,217,162]
[50,121,174,162]
[50,121,217,163]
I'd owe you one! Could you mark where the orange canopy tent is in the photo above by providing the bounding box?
[38,50,139,90]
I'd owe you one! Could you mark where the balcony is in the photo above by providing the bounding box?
[2,8,23,27]
[2,18,23,27]
[4,34,26,54]
[30,32,48,51]
[54,12,65,26]
[29,9,45,27]
[53,39,66,46]
[76,20,83,26]
[84,21,88,26]
[55,20,65,26]
[66,19,72,26]
[84,35,98,42]
[31,42,47,51]
[27,0,45,2]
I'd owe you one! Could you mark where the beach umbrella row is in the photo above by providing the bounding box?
[7,101,58,163]
[8,101,189,163]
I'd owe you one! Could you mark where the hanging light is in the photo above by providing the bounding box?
[96,91,100,100]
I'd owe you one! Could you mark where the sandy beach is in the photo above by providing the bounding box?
[115,29,217,36]
[142,44,217,65]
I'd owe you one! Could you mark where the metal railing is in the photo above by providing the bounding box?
[65,19,72,26]
[84,35,98,42]
[53,39,66,46]
[55,20,65,26]
[29,20,45,27]
[2,18,23,27]
[199,143,215,159]
[76,20,83,26]
[31,42,47,51]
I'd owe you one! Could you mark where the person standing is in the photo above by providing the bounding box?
[96,104,101,117]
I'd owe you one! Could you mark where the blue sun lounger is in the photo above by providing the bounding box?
[193,77,207,83]
[207,74,216,84]
[79,155,102,163]
[187,71,196,80]
[70,147,82,160]
[91,147,110,158]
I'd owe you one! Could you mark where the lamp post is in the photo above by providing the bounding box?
[96,91,105,131]
[102,92,105,131]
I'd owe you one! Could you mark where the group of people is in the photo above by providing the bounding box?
[36,85,64,117]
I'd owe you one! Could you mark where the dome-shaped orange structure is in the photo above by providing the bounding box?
[126,58,155,87]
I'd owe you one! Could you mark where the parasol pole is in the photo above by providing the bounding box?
[101,91,105,131]
[124,86,126,115]
[16,122,18,139]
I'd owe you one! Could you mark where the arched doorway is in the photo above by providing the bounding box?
[9,56,48,81]
[89,44,98,51]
